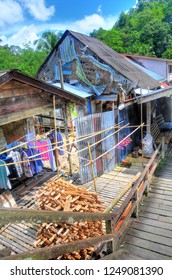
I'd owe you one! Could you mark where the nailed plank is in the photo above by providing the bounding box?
[127,228,172,247]
[135,216,172,231]
[148,192,172,202]
[140,212,172,224]
[142,201,172,212]
[140,205,172,218]
[131,221,172,239]
[125,235,172,257]
[123,244,170,260]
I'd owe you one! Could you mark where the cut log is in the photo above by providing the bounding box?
[34,178,105,260]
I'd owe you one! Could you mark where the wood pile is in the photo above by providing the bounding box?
[34,178,105,260]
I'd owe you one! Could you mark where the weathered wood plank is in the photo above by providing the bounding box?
[140,205,172,218]
[123,244,170,260]
[127,228,172,247]
[0,106,53,125]
[131,221,172,239]
[142,201,172,212]
[125,235,172,257]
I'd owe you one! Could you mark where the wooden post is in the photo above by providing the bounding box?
[105,220,114,254]
[161,136,165,160]
[59,59,64,90]
[146,101,151,134]
[62,102,73,176]
[87,142,97,192]
[53,95,59,176]
[132,189,139,218]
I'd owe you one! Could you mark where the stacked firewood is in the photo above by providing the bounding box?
[34,179,105,260]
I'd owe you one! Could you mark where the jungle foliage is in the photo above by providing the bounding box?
[1,0,172,77]
[90,0,172,58]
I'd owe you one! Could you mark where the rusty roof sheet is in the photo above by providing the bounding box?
[67,30,160,90]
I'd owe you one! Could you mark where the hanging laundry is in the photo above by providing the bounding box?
[36,140,50,161]
[8,151,23,177]
[0,153,19,178]
[4,157,19,178]
[21,150,33,178]
[0,159,12,190]
[116,137,132,150]
[30,148,44,174]
[47,138,56,172]
[23,148,36,175]
[48,131,64,155]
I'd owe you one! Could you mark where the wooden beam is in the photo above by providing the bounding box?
[1,234,115,260]
[0,94,55,116]
[0,208,114,225]
[0,106,53,125]
[137,87,172,104]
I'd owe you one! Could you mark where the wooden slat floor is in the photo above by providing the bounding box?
[0,156,148,255]
[0,171,58,254]
[122,146,172,260]
[82,156,149,209]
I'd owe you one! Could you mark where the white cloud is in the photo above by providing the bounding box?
[0,25,38,46]
[0,0,24,27]
[73,13,115,33]
[0,12,117,47]
[21,0,55,21]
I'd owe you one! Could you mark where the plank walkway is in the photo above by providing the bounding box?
[0,156,148,255]
[121,148,172,260]
[82,156,149,209]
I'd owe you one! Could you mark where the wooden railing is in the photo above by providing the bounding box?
[0,140,164,260]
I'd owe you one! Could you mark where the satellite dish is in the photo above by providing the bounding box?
[126,80,138,94]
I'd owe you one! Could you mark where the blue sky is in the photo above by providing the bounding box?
[0,0,137,47]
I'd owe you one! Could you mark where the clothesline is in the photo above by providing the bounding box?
[28,144,90,163]
[0,128,55,156]
[75,122,129,155]
[0,158,43,167]
[84,123,144,167]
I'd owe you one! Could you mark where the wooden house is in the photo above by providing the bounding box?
[36,30,161,116]
[35,30,172,184]
[0,69,84,187]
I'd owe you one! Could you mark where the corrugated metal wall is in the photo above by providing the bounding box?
[118,107,133,162]
[75,111,116,184]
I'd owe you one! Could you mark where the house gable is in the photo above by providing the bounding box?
[37,30,160,96]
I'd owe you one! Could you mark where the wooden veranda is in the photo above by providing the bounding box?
[0,139,172,260]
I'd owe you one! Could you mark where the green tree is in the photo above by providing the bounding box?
[140,19,170,57]
[0,44,48,76]
[34,31,62,53]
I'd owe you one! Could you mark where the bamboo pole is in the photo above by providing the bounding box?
[140,89,144,166]
[0,158,43,167]
[62,102,73,175]
[77,122,129,155]
[85,123,144,167]
[104,172,141,213]
[53,95,59,177]
[87,142,97,192]
[0,127,55,156]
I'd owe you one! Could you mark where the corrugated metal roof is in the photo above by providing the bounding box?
[126,57,165,81]
[52,82,93,98]
[67,30,160,90]
[0,70,9,77]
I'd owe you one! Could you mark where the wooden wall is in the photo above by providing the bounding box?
[0,80,62,125]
